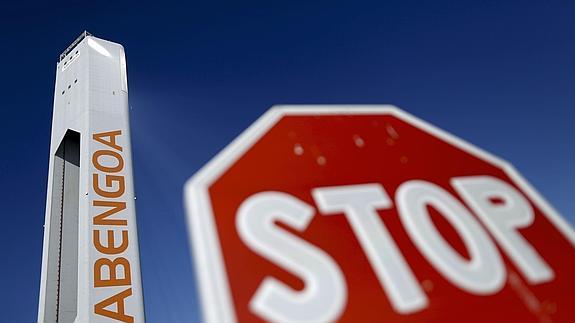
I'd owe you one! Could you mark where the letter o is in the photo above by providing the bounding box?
[396,180,505,295]
[93,149,124,173]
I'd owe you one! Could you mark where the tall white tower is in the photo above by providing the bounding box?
[38,32,145,323]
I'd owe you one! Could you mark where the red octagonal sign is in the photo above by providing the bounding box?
[185,106,575,323]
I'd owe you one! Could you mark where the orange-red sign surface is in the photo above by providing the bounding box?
[185,106,575,323]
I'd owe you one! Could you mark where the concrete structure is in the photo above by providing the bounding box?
[38,32,145,323]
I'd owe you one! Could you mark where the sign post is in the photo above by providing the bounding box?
[185,105,575,322]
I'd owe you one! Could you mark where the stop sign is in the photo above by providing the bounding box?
[185,105,575,323]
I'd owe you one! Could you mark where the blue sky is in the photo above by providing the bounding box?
[0,1,573,322]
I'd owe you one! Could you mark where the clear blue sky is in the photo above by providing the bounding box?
[0,1,573,322]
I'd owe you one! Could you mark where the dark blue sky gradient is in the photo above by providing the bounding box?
[0,1,574,322]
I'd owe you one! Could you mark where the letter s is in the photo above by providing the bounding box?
[237,192,347,323]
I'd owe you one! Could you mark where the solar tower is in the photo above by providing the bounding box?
[38,31,145,323]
